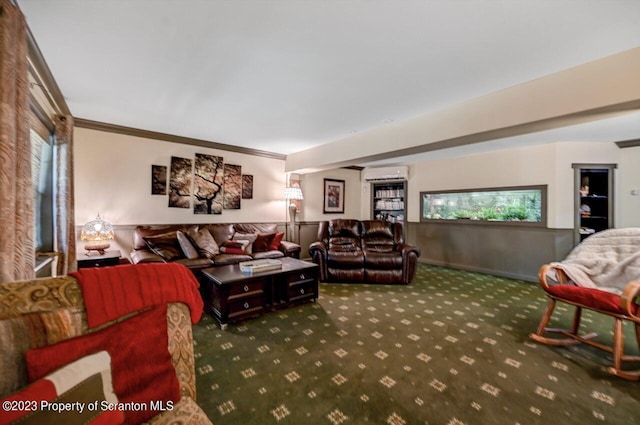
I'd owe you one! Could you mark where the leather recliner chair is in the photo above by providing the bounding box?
[309,219,421,284]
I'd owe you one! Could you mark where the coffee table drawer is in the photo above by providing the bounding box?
[228,295,264,319]
[287,279,316,302]
[228,280,264,298]
[284,270,315,284]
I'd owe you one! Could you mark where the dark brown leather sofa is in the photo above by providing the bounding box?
[130,223,301,270]
[309,219,420,284]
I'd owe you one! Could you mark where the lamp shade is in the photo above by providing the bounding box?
[283,187,304,201]
[80,213,114,242]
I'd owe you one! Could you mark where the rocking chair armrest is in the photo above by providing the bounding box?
[538,264,571,290]
[620,280,640,319]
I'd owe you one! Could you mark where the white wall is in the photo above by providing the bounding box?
[406,141,623,229]
[74,127,288,228]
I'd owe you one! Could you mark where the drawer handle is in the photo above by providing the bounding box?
[243,302,250,309]
[243,285,249,292]
[300,274,305,280]
[300,288,305,294]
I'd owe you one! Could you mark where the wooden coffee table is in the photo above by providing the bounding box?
[199,257,318,329]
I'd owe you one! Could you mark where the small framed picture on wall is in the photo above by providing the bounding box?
[323,178,345,213]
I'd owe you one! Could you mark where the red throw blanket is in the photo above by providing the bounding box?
[71,263,203,328]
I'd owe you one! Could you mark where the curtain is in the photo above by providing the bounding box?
[54,114,76,275]
[0,0,34,282]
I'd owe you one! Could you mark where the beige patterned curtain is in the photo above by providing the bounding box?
[0,0,34,283]
[54,114,76,275]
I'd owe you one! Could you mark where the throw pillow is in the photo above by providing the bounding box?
[143,234,183,262]
[220,240,251,255]
[187,228,220,258]
[0,351,124,425]
[0,308,84,397]
[25,305,180,425]
[268,232,285,251]
[232,233,258,255]
[253,233,276,253]
[176,231,199,260]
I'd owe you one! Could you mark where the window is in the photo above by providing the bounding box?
[30,126,54,253]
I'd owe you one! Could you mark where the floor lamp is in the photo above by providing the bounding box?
[283,187,304,243]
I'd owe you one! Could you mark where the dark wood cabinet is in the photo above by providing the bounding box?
[77,250,122,269]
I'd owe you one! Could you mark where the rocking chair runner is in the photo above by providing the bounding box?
[530,264,640,380]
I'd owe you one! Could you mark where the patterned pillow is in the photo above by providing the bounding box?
[0,351,124,425]
[187,228,220,258]
[220,240,251,255]
[25,306,180,425]
[0,308,83,398]
[232,233,258,255]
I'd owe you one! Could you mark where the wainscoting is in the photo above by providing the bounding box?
[85,221,572,282]
[406,221,574,282]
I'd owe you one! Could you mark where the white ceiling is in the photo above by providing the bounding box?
[18,0,640,166]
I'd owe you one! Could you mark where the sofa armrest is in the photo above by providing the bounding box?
[130,249,165,265]
[396,243,421,259]
[279,240,301,258]
[309,241,328,281]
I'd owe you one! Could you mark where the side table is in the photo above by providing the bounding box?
[77,250,122,269]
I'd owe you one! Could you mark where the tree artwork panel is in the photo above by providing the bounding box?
[242,175,253,199]
[168,156,192,208]
[151,165,167,195]
[223,164,241,209]
[193,153,224,214]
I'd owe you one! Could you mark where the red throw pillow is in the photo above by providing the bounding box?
[1,351,124,425]
[25,306,179,425]
[268,232,285,250]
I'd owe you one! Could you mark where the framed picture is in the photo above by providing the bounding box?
[323,178,345,213]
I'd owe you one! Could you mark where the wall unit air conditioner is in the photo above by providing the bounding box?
[362,166,408,181]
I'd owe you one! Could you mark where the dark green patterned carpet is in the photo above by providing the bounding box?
[192,265,639,425]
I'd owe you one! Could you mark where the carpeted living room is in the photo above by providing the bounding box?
[1,1,640,425]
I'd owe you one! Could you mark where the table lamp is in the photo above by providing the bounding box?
[80,213,114,255]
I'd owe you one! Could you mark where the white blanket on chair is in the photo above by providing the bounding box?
[549,228,640,294]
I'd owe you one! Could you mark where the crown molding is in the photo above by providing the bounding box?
[74,118,287,160]
[616,138,640,148]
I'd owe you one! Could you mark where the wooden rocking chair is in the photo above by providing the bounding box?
[530,264,640,380]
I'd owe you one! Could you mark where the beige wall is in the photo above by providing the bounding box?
[74,127,289,254]
[618,146,640,228]
[297,168,363,222]
[405,141,624,229]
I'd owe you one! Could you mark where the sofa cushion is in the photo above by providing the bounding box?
[0,309,84,398]
[143,234,183,262]
[0,351,123,425]
[133,225,192,251]
[199,224,234,246]
[234,223,277,235]
[253,250,285,260]
[328,250,364,268]
[364,251,404,268]
[212,253,253,265]
[177,231,199,259]
[187,228,220,258]
[26,305,181,425]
